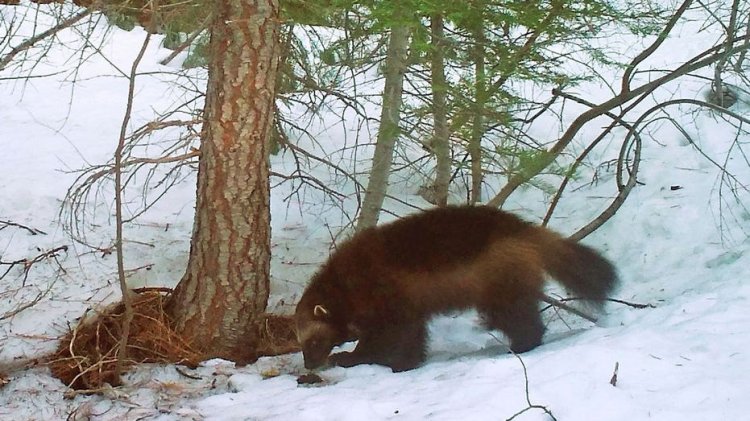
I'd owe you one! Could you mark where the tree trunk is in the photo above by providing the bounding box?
[167,0,280,363]
[430,13,451,207]
[470,10,486,204]
[356,23,411,230]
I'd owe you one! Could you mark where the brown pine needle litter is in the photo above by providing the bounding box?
[49,289,300,391]
[256,313,300,357]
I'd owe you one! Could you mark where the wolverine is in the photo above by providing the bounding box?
[295,205,618,372]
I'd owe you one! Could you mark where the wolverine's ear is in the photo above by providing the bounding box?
[313,304,329,318]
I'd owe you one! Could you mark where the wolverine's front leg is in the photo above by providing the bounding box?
[328,332,382,367]
[328,348,367,368]
[330,320,427,372]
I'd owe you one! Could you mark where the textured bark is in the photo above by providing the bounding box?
[356,23,411,230]
[167,0,280,363]
[430,14,451,207]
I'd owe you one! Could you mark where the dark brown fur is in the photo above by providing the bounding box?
[295,205,618,372]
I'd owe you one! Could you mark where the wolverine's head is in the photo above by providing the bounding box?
[295,303,343,370]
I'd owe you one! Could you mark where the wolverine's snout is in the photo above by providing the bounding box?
[297,319,339,370]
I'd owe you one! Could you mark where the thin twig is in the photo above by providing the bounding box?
[174,366,201,380]
[569,126,641,241]
[609,362,619,387]
[159,16,211,66]
[487,33,750,208]
[621,0,693,93]
[0,278,57,321]
[487,332,557,421]
[545,296,655,310]
[0,220,47,235]
[0,8,94,71]
[539,293,597,323]
[542,89,642,229]
[0,245,68,285]
[113,28,152,383]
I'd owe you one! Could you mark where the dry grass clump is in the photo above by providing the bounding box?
[50,290,201,391]
[49,289,301,391]
[256,313,300,357]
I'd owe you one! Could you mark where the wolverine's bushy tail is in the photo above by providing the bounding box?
[542,237,618,309]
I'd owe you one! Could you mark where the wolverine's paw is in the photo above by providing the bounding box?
[328,351,361,368]
[387,359,420,373]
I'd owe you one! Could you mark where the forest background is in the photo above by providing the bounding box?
[1,0,750,419]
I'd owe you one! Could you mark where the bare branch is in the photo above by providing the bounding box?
[0,245,68,285]
[488,34,750,208]
[0,278,57,322]
[621,0,693,93]
[569,129,641,241]
[112,28,153,383]
[487,332,558,421]
[609,362,619,387]
[0,219,47,235]
[159,16,211,66]
[0,8,94,71]
[539,293,597,323]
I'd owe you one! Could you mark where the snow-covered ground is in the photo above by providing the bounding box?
[2,3,750,420]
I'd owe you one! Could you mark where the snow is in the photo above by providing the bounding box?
[2,3,750,420]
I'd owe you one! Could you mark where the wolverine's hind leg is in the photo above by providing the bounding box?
[330,319,427,372]
[479,276,545,354]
